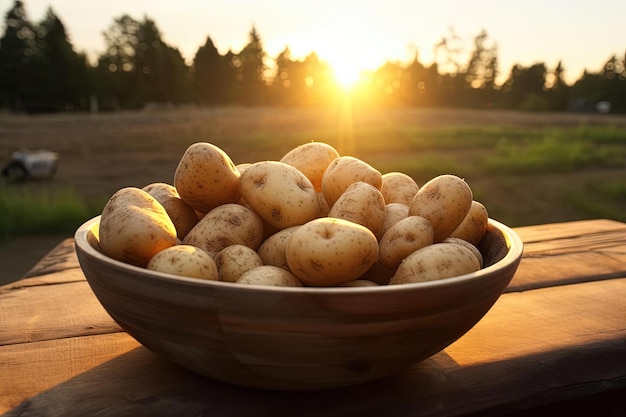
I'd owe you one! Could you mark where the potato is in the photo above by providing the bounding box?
[450,200,489,246]
[378,216,434,269]
[235,265,303,287]
[239,161,321,230]
[147,245,218,280]
[328,181,386,239]
[174,142,241,213]
[444,237,484,268]
[99,187,177,267]
[183,203,264,257]
[380,172,419,205]
[317,191,331,217]
[408,174,473,242]
[280,142,340,192]
[215,244,263,282]
[381,203,409,236]
[389,243,481,284]
[257,226,300,269]
[321,156,383,207]
[142,182,199,239]
[286,217,379,286]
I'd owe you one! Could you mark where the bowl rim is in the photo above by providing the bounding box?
[74,215,523,295]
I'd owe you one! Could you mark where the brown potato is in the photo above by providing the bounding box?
[321,156,383,207]
[378,216,434,269]
[280,142,340,192]
[444,237,484,268]
[239,161,321,230]
[147,245,218,280]
[215,244,264,282]
[450,200,489,246]
[390,242,481,284]
[99,187,177,267]
[408,174,473,242]
[183,203,264,257]
[235,265,303,287]
[286,217,379,286]
[142,182,199,239]
[381,203,410,236]
[174,142,241,213]
[257,226,300,269]
[381,172,419,205]
[328,181,386,239]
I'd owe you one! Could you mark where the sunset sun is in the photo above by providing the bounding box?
[331,59,362,89]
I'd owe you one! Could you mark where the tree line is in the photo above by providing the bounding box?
[1,0,625,113]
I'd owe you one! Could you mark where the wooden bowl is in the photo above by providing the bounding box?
[75,216,523,391]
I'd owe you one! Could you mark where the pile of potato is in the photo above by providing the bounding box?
[98,141,489,287]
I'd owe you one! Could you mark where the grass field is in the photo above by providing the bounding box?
[1,105,625,239]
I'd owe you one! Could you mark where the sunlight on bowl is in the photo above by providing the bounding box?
[74,216,523,390]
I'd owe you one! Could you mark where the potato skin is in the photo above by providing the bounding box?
[174,142,241,213]
[381,172,419,205]
[215,244,263,283]
[321,156,383,207]
[235,265,303,287]
[147,245,218,280]
[444,237,484,268]
[389,243,481,285]
[286,217,379,286]
[99,187,177,267]
[183,203,264,257]
[280,142,340,192]
[381,203,409,237]
[378,216,434,269]
[408,174,473,242]
[142,182,199,239]
[328,181,386,240]
[257,226,300,269]
[239,161,321,230]
[450,200,489,246]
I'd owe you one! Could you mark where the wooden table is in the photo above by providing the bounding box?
[1,219,625,417]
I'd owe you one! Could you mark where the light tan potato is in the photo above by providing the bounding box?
[321,156,383,207]
[408,174,473,242]
[235,265,303,287]
[99,187,177,267]
[328,181,386,239]
[239,161,321,230]
[236,162,252,175]
[381,172,419,205]
[381,203,409,236]
[317,191,331,217]
[444,237,484,268]
[183,203,264,257]
[142,182,199,239]
[389,243,481,284]
[174,142,241,213]
[215,244,263,282]
[257,226,300,269]
[450,200,489,246]
[147,245,218,280]
[286,217,379,286]
[378,216,434,269]
[280,142,340,192]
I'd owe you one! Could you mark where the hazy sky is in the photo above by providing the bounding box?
[2,0,624,84]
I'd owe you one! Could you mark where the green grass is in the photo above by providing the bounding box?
[0,185,105,239]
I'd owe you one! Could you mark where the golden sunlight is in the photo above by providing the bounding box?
[331,58,362,89]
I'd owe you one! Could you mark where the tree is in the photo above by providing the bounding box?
[97,14,191,109]
[192,36,233,105]
[501,63,548,110]
[0,0,38,110]
[233,25,267,105]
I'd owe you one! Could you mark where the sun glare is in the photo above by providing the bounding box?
[332,60,362,90]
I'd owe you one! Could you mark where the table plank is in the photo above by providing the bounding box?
[1,277,624,417]
[0,279,122,345]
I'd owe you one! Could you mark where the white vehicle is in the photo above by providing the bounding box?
[1,150,59,182]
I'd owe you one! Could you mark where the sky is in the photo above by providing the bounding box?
[1,0,625,85]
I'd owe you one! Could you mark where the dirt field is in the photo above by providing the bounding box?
[1,106,625,283]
